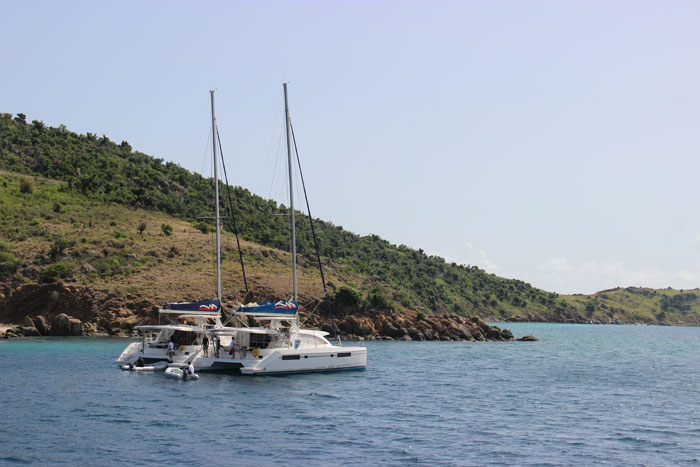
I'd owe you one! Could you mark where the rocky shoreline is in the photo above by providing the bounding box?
[0,283,538,342]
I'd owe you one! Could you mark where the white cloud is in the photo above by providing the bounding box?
[693,234,700,244]
[537,257,571,273]
[530,257,700,294]
[434,241,500,273]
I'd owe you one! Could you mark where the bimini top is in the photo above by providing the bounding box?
[134,324,206,332]
[159,298,220,315]
[236,300,298,316]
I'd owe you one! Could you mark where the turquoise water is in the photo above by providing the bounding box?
[1,323,700,465]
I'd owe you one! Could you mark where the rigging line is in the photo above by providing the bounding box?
[215,125,249,298]
[299,296,324,327]
[200,132,212,179]
[261,92,284,199]
[266,122,285,203]
[289,119,340,340]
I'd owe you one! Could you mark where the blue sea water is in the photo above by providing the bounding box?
[1,323,700,466]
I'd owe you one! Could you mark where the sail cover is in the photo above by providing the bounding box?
[237,300,298,316]
[162,298,220,312]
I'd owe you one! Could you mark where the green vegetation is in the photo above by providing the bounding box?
[1,113,699,324]
[367,286,394,312]
[40,261,73,283]
[19,178,32,194]
[0,241,19,279]
[333,284,362,308]
[49,236,74,260]
[194,221,211,234]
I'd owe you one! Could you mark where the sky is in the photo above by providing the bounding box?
[1,0,699,294]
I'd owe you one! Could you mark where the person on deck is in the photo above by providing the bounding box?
[214,337,221,358]
[202,335,209,357]
[167,339,175,363]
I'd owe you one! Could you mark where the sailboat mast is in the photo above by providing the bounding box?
[283,82,297,302]
[210,90,222,304]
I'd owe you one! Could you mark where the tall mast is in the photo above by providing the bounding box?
[283,82,297,302]
[210,90,222,304]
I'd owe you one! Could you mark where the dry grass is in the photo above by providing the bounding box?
[0,170,363,308]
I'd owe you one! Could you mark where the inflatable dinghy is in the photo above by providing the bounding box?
[121,361,168,372]
[164,366,199,381]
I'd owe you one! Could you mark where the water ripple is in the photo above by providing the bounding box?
[2,327,700,465]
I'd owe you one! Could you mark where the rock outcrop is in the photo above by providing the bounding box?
[304,310,526,342]
[51,313,82,336]
[0,283,537,342]
[516,335,539,341]
[0,283,158,337]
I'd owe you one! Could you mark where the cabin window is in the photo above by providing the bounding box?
[171,331,197,346]
[337,352,351,358]
[282,355,301,360]
[249,333,272,349]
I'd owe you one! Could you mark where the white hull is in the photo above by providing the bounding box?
[117,341,366,375]
[116,342,192,367]
[238,345,366,375]
[164,367,199,381]
[120,361,168,372]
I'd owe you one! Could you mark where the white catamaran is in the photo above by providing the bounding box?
[116,85,367,375]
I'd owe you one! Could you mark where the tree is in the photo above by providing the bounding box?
[161,223,173,236]
[367,286,394,311]
[333,285,362,308]
[586,302,596,314]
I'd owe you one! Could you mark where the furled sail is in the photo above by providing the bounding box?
[161,298,221,313]
[236,300,298,316]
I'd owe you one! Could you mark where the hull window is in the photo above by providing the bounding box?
[337,352,351,358]
[282,355,301,360]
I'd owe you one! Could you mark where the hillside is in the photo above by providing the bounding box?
[1,113,699,331]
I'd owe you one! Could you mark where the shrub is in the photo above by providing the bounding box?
[113,230,127,239]
[91,257,122,277]
[161,223,173,236]
[194,221,211,234]
[53,202,62,213]
[333,285,362,308]
[19,179,32,194]
[367,286,394,311]
[40,261,73,283]
[49,237,75,260]
[0,242,19,279]
[137,222,147,234]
